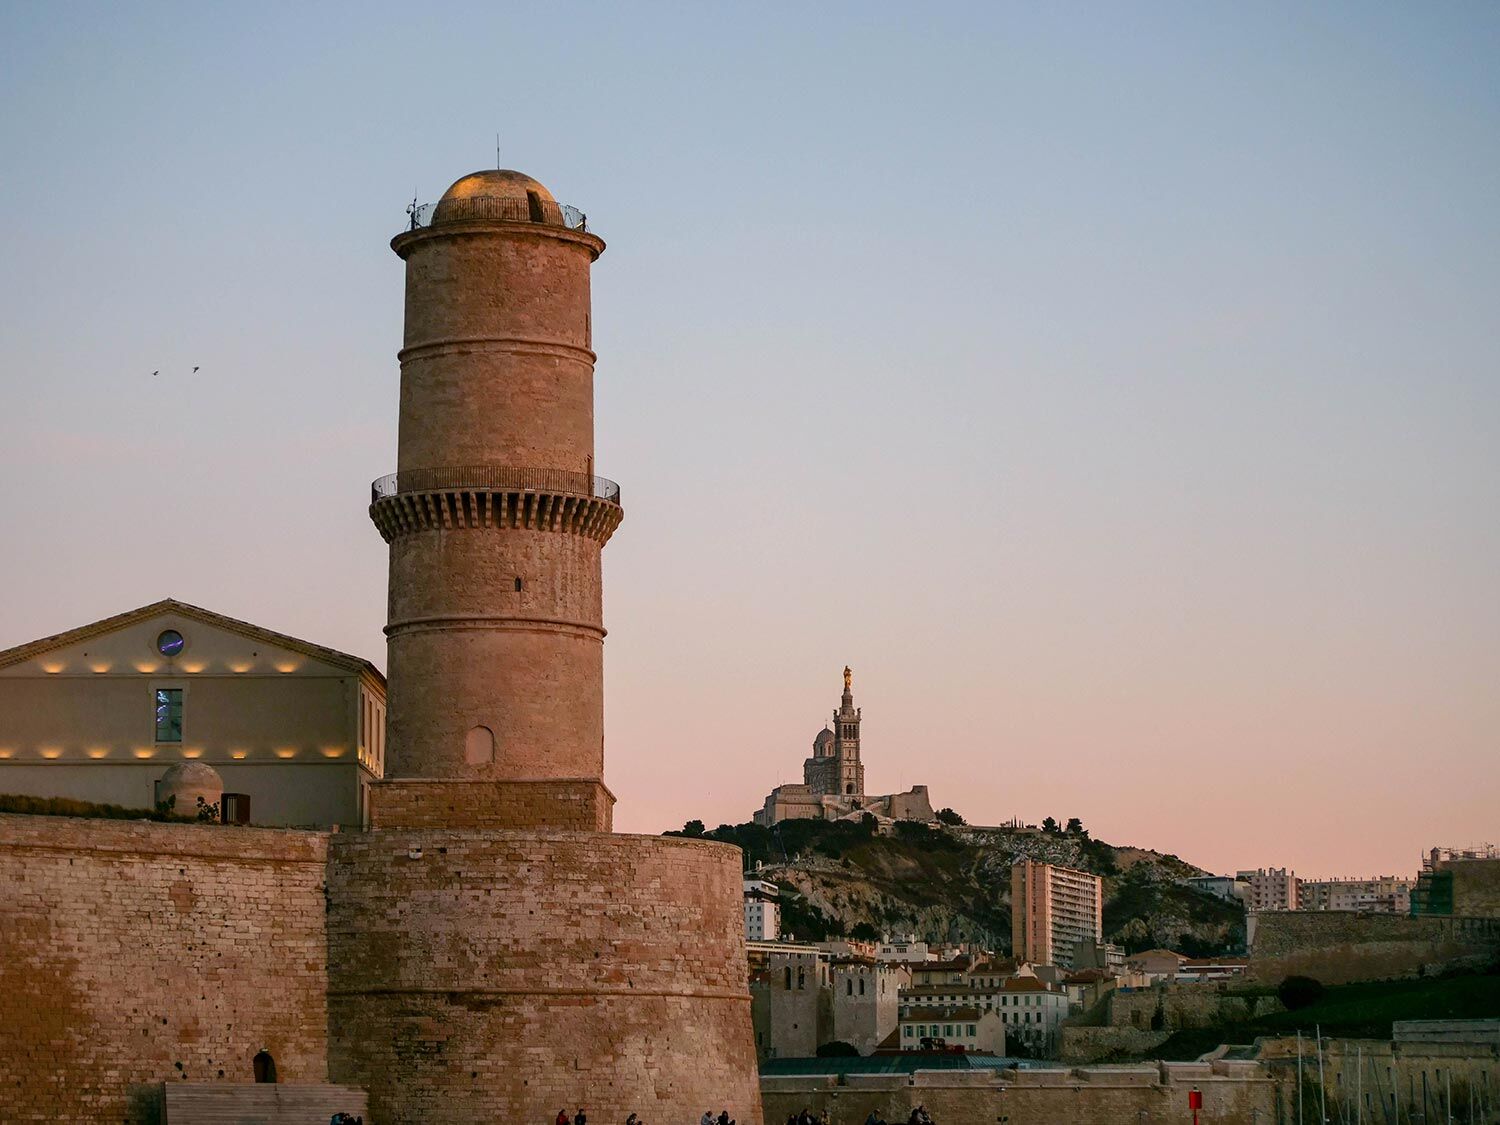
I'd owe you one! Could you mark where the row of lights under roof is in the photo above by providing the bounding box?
[0,746,347,760]
[38,660,305,674]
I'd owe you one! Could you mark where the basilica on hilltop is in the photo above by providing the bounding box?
[752,667,936,826]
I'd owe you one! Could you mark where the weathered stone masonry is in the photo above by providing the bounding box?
[0,815,330,1123]
[327,831,757,1123]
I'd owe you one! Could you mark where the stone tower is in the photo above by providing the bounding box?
[369,169,618,829]
[334,170,761,1123]
[832,664,865,797]
[804,665,865,798]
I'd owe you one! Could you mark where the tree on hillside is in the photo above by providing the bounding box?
[1041,816,1059,833]
[679,819,705,837]
[816,1040,860,1057]
[1278,975,1326,1011]
[1065,817,1087,837]
[936,807,966,826]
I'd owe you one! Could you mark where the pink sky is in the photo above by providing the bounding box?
[2,4,1496,879]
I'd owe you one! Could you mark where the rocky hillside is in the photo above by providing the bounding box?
[668,816,1245,956]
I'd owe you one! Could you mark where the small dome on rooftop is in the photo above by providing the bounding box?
[158,762,223,820]
[439,169,556,205]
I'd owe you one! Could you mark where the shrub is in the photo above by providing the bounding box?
[1278,975,1326,1010]
[0,792,169,822]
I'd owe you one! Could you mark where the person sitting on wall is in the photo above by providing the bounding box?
[864,1112,886,1125]
[700,1112,714,1125]
[555,1109,571,1125]
[716,1110,734,1125]
[575,1108,587,1125]
[624,1115,643,1125]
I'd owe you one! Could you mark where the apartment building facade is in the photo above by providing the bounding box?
[1011,860,1103,970]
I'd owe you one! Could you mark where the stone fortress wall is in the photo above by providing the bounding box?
[0,814,331,1123]
[1249,910,1500,985]
[1451,858,1500,918]
[761,1060,1277,1125]
[326,829,760,1124]
[0,812,762,1124]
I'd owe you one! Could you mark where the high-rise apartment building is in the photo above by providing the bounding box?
[1011,860,1103,970]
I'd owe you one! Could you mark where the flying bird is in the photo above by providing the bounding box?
[152,370,159,377]
[192,366,200,373]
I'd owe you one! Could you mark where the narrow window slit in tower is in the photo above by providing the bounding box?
[527,190,545,223]
[515,577,523,592]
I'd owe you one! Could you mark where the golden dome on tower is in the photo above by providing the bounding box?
[430,169,558,226]
[438,169,557,205]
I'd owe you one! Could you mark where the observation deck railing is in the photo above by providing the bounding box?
[406,196,588,232]
[371,466,620,506]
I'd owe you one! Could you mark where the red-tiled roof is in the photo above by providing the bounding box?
[997,977,1051,993]
[968,959,1018,975]
[901,1006,982,1022]
[1064,969,1111,983]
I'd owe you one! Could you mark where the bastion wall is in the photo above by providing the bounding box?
[1249,911,1500,985]
[760,1062,1277,1125]
[326,829,761,1125]
[0,813,762,1125]
[0,813,330,1123]
[1105,982,1285,1029]
[1451,858,1500,918]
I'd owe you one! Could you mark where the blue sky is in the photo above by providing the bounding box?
[2,2,1497,873]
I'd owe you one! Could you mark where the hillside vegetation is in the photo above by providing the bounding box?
[668,816,1245,955]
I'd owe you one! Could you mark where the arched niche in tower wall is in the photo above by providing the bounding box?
[465,725,495,765]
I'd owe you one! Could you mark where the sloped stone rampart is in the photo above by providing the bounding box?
[1105,982,1283,1029]
[1060,1025,1172,1063]
[1249,911,1500,984]
[0,814,330,1123]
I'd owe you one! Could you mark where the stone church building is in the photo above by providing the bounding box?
[753,668,936,826]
